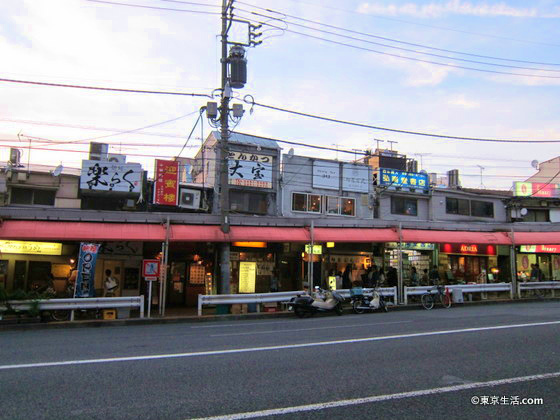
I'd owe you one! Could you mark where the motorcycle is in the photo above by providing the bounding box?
[289,286,344,318]
[351,286,388,314]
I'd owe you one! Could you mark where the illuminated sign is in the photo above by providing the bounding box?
[232,242,267,248]
[80,160,143,194]
[328,276,337,290]
[386,242,435,251]
[305,244,323,255]
[440,243,496,255]
[239,262,256,293]
[326,242,335,248]
[520,245,560,254]
[0,240,62,255]
[154,159,179,206]
[228,152,273,189]
[379,168,429,191]
[513,182,559,198]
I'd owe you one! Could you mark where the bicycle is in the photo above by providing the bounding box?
[421,285,452,310]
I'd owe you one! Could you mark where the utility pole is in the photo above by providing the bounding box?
[218,0,232,295]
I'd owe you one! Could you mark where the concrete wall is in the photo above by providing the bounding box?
[281,155,373,219]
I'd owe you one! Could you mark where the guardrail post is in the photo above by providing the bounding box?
[198,294,202,317]
[139,295,145,319]
[517,282,521,299]
[509,284,513,300]
[404,286,408,305]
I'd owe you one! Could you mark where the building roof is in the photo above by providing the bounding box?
[460,187,513,197]
[0,162,82,176]
[525,156,560,184]
[212,131,280,150]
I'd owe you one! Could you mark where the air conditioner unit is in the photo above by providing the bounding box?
[9,148,22,166]
[89,142,109,161]
[178,188,201,209]
[107,154,126,164]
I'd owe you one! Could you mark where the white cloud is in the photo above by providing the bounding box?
[357,1,541,18]
[448,94,479,109]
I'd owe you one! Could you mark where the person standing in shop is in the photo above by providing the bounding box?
[342,264,353,289]
[104,269,119,297]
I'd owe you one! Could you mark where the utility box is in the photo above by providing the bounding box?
[452,288,464,303]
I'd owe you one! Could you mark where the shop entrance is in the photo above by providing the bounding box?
[101,260,123,296]
[449,255,488,283]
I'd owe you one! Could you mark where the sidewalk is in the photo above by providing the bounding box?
[1,297,558,331]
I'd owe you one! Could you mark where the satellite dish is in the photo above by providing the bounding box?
[51,164,63,177]
[520,208,528,216]
[531,160,539,169]
[419,170,428,175]
[287,148,294,158]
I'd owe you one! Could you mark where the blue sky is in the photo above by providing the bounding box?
[1,0,559,189]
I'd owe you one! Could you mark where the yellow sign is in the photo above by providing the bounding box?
[328,276,337,290]
[232,242,267,248]
[326,242,335,248]
[305,244,323,255]
[0,240,62,256]
[239,262,257,293]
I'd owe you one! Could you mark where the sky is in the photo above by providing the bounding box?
[1,0,560,190]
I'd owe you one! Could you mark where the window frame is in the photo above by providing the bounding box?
[10,187,56,207]
[470,200,494,218]
[291,192,308,213]
[307,194,322,214]
[445,197,469,216]
[391,196,418,216]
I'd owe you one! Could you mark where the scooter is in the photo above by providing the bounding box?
[289,286,344,318]
[351,287,388,314]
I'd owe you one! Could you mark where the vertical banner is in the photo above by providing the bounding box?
[75,243,101,298]
[154,159,179,206]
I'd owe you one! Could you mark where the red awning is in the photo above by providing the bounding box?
[313,228,398,243]
[514,231,560,245]
[401,229,512,245]
[170,225,310,242]
[0,220,166,241]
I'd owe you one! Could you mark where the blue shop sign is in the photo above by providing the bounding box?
[379,168,429,191]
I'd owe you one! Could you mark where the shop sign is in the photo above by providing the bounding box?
[228,151,273,189]
[385,242,434,251]
[440,243,496,255]
[142,259,160,279]
[312,161,340,190]
[154,159,179,206]
[239,261,256,293]
[305,244,323,255]
[513,181,559,198]
[0,240,62,255]
[379,168,429,191]
[328,276,337,290]
[80,160,142,193]
[75,243,101,298]
[100,242,142,256]
[520,245,560,254]
[342,163,369,193]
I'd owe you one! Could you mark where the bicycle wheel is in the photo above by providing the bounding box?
[51,310,70,322]
[335,302,343,316]
[294,307,306,318]
[440,292,452,309]
[352,299,365,314]
[534,288,545,299]
[421,293,434,310]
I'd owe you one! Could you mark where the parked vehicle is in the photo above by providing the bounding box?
[289,286,344,317]
[350,286,388,314]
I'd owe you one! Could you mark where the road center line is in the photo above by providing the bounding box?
[190,370,560,420]
[1,320,559,371]
[210,321,412,337]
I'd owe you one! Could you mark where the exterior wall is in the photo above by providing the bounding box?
[378,193,430,221]
[7,171,81,209]
[550,208,560,223]
[281,155,373,219]
[431,190,507,223]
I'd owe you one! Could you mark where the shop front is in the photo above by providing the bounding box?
[439,243,499,284]
[517,245,560,281]
[384,242,436,285]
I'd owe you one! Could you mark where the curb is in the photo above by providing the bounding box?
[1,297,558,331]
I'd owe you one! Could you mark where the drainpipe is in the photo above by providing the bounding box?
[309,220,314,290]
[397,222,403,304]
[510,227,518,299]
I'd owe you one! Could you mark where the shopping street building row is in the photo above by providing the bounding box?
[0,132,559,308]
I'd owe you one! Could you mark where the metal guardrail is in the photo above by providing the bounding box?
[518,281,560,298]
[197,288,398,316]
[404,283,513,304]
[0,296,145,319]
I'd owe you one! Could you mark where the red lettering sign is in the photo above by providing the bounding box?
[441,244,496,255]
[154,160,179,206]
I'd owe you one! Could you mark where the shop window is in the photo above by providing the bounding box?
[524,209,549,222]
[341,198,356,216]
[446,197,469,215]
[292,193,307,212]
[308,194,322,213]
[326,196,340,215]
[10,187,55,206]
[471,200,494,218]
[391,197,417,216]
[230,191,268,214]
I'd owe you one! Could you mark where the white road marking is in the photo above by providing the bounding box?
[190,371,560,420]
[210,321,412,337]
[1,320,559,371]
[191,320,302,329]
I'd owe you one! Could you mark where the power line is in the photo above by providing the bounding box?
[246,99,560,143]
[0,77,211,97]
[234,5,560,72]
[85,0,220,15]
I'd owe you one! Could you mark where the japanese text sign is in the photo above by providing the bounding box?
[74,242,101,298]
[514,182,559,198]
[379,168,429,191]
[154,160,179,206]
[228,151,273,189]
[342,163,370,193]
[80,160,142,193]
[312,161,340,190]
[239,262,256,293]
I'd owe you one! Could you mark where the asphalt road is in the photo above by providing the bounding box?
[1,301,559,420]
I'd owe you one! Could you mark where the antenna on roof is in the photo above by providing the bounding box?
[51,164,63,177]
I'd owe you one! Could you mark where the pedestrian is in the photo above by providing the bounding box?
[336,270,343,290]
[530,264,538,281]
[387,266,398,287]
[535,263,545,281]
[410,267,419,286]
[104,269,119,297]
[421,269,429,285]
[270,268,279,292]
[342,264,353,289]
[429,265,440,285]
[378,267,385,286]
